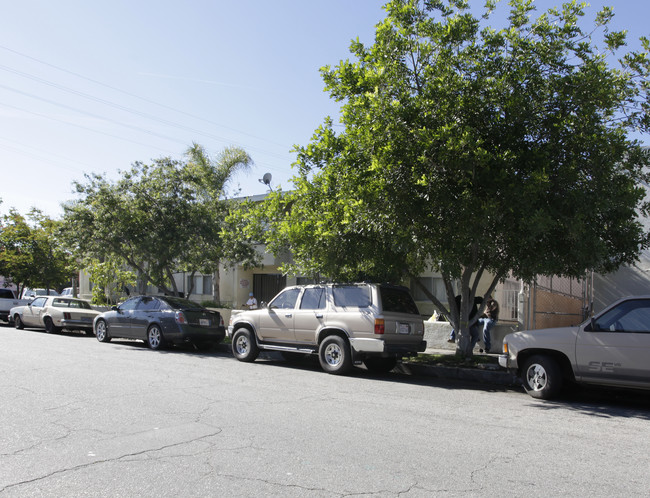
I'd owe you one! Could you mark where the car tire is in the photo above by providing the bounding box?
[14,315,24,330]
[522,355,563,400]
[232,328,259,362]
[95,320,111,343]
[147,324,165,350]
[318,335,352,375]
[44,317,61,334]
[364,356,398,373]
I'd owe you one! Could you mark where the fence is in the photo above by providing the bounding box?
[527,275,591,329]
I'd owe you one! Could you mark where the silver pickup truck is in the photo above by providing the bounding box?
[0,288,31,323]
[228,283,426,375]
[500,295,650,399]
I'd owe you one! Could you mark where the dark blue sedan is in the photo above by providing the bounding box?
[93,296,225,350]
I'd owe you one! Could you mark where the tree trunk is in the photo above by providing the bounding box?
[186,271,196,297]
[212,266,221,304]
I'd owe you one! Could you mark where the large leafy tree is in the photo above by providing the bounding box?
[248,0,650,356]
[62,144,254,301]
[0,208,72,295]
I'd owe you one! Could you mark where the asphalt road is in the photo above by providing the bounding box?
[1,325,649,497]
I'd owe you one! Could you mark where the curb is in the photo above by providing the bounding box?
[399,361,520,387]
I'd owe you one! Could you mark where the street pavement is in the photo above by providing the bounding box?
[2,325,649,497]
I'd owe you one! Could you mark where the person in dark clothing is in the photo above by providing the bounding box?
[447,294,482,345]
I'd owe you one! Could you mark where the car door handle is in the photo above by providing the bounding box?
[285,313,293,318]
[315,314,323,318]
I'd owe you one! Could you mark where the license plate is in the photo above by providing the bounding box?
[199,318,210,327]
[80,317,92,322]
[398,323,410,334]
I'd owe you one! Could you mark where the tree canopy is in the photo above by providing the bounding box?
[243,0,650,356]
[62,144,254,301]
[0,207,72,295]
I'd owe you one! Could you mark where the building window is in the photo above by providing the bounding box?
[412,277,447,302]
[202,275,212,295]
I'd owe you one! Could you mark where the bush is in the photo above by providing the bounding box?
[200,300,232,309]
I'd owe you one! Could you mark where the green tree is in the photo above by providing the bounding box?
[62,144,255,300]
[184,143,257,302]
[250,0,650,356]
[86,259,136,305]
[0,208,72,295]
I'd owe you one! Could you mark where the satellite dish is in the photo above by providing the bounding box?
[262,172,272,185]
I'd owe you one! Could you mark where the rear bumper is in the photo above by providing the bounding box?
[61,319,94,329]
[177,325,226,344]
[349,338,427,355]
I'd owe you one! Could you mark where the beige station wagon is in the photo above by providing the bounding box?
[228,283,426,374]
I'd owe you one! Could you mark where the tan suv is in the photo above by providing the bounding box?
[228,283,426,374]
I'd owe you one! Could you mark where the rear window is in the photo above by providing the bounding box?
[380,286,420,315]
[159,297,203,310]
[0,289,15,299]
[332,286,371,308]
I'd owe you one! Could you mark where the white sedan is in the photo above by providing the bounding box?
[10,296,100,335]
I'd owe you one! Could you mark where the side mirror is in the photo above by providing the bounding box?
[260,301,268,309]
[588,317,598,332]
[112,306,119,312]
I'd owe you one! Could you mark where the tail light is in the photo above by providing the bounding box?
[175,311,187,324]
[374,318,385,335]
[63,312,71,320]
[220,315,224,327]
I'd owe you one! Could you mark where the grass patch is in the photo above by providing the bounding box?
[408,352,499,369]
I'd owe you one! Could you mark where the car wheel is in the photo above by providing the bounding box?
[318,335,352,375]
[232,328,259,362]
[14,315,24,330]
[95,320,111,343]
[364,356,398,373]
[522,355,563,400]
[147,324,165,350]
[44,317,61,334]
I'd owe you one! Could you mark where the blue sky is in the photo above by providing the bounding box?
[1,1,649,218]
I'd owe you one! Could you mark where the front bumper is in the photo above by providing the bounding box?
[498,354,518,370]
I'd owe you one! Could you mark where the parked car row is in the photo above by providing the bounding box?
[6,283,649,400]
[8,295,226,349]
